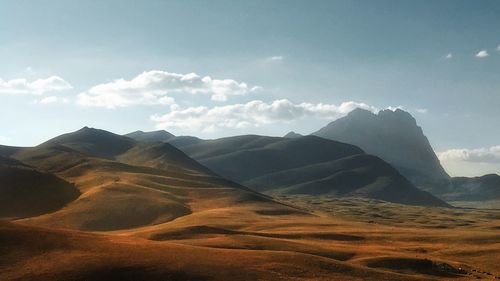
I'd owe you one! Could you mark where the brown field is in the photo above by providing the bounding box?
[2,194,499,281]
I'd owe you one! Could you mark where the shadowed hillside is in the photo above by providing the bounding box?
[170,134,449,207]
[0,156,80,219]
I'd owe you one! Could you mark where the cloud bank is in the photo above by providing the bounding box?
[0,76,72,95]
[77,70,258,108]
[438,145,500,163]
[151,99,378,132]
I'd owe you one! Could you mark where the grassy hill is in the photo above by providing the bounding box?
[6,128,302,231]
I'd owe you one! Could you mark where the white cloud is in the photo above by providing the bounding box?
[497,45,500,51]
[77,70,257,108]
[415,108,428,114]
[385,105,404,111]
[445,53,453,59]
[0,76,72,95]
[267,56,283,61]
[151,99,378,132]
[438,145,500,163]
[475,50,489,58]
[34,96,70,105]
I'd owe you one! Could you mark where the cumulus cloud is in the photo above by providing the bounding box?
[151,99,378,132]
[438,145,500,163]
[77,70,257,108]
[33,96,70,105]
[415,108,428,114]
[475,50,489,58]
[267,56,283,61]
[0,76,72,95]
[445,53,453,59]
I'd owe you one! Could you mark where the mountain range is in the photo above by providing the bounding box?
[127,133,449,207]
[124,108,498,204]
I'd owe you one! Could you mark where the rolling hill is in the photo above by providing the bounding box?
[6,127,301,231]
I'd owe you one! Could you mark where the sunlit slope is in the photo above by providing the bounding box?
[10,128,301,231]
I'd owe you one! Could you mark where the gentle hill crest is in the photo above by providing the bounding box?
[125,130,175,143]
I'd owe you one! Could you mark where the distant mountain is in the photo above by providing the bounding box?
[125,130,175,143]
[172,134,449,207]
[116,142,215,175]
[424,174,500,202]
[283,131,303,138]
[313,109,450,185]
[125,130,204,148]
[0,156,80,219]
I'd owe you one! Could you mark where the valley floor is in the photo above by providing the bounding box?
[2,197,499,281]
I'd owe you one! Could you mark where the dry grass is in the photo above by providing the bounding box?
[2,140,498,280]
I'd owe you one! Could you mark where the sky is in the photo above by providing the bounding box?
[0,0,499,176]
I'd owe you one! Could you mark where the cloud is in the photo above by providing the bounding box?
[77,70,257,108]
[415,108,428,114]
[33,96,70,105]
[497,45,500,51]
[475,50,489,58]
[445,53,453,59]
[438,145,500,163]
[0,76,72,95]
[267,56,283,61]
[151,99,378,132]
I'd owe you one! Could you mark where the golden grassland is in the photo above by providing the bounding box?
[2,140,499,280]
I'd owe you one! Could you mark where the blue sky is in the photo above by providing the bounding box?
[0,0,499,176]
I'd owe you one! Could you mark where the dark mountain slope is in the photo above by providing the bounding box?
[313,108,450,185]
[0,156,80,219]
[170,135,449,207]
[245,154,448,207]
[0,145,22,157]
[178,135,362,182]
